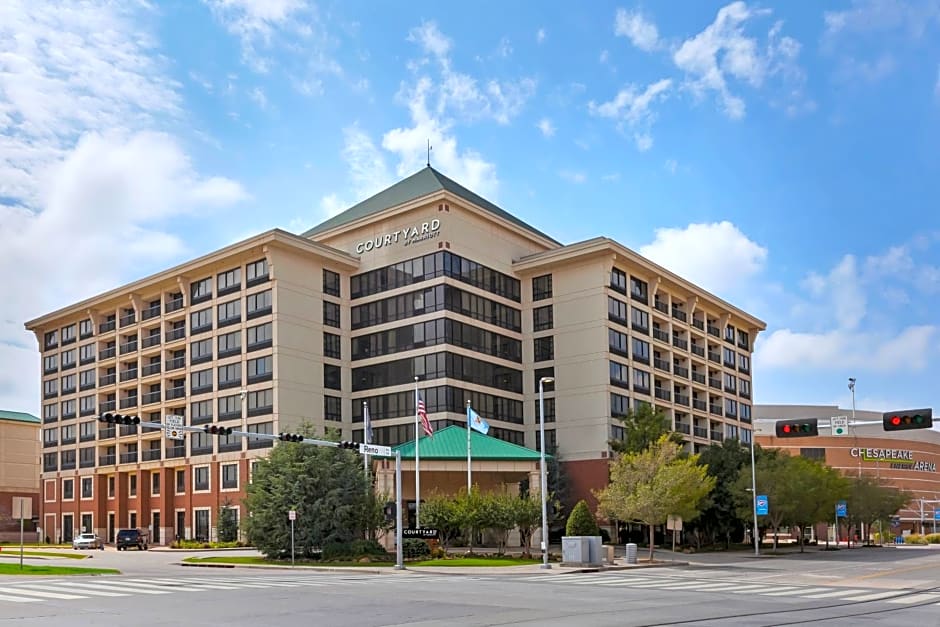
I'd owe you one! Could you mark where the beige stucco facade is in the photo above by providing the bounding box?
[0,413,40,538]
[25,167,765,539]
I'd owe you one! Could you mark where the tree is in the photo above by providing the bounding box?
[217,499,239,543]
[846,475,911,546]
[420,493,461,550]
[690,439,750,548]
[784,456,849,553]
[596,435,715,561]
[512,494,544,557]
[733,448,787,550]
[609,403,684,455]
[544,443,569,529]
[244,430,372,559]
[566,500,600,536]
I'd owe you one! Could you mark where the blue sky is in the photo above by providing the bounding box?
[2,0,939,418]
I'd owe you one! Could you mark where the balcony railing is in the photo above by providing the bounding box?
[692,399,707,411]
[653,358,670,372]
[691,372,705,384]
[710,431,724,442]
[166,357,185,371]
[707,351,721,363]
[653,301,669,314]
[100,373,116,386]
[654,388,671,401]
[99,400,116,412]
[142,334,161,348]
[672,308,687,322]
[674,365,689,378]
[142,362,161,376]
[142,449,161,461]
[709,404,722,415]
[119,396,138,409]
[675,394,690,406]
[99,320,116,333]
[99,347,116,360]
[165,298,184,314]
[691,345,705,357]
[692,319,704,331]
[672,337,688,350]
[141,305,161,320]
[165,387,186,400]
[707,324,720,337]
[119,451,138,464]
[675,422,691,434]
[119,369,138,382]
[99,427,116,438]
[142,391,161,405]
[652,328,669,343]
[693,426,708,438]
[99,455,116,465]
[708,378,721,390]
[166,445,185,459]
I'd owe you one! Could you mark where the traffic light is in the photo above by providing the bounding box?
[338,440,359,450]
[775,418,818,438]
[204,425,233,436]
[98,412,140,425]
[882,409,933,431]
[278,433,303,442]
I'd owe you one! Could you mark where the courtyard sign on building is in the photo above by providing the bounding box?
[849,447,937,472]
[355,219,441,254]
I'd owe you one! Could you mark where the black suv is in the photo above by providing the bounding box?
[116,528,149,551]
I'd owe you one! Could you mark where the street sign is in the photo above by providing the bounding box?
[11,497,31,520]
[288,510,297,521]
[756,495,769,516]
[935,508,940,522]
[164,414,185,441]
[403,528,438,539]
[360,443,392,456]
[666,515,683,531]
[836,501,847,517]
[830,415,848,436]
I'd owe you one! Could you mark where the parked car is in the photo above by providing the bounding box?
[116,528,149,551]
[72,533,103,550]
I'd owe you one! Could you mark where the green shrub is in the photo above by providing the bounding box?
[904,534,928,545]
[924,533,940,544]
[350,539,389,558]
[402,539,431,559]
[321,542,354,561]
[566,500,600,537]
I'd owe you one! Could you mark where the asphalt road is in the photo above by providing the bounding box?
[0,545,938,626]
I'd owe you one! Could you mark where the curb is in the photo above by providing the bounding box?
[179,562,390,575]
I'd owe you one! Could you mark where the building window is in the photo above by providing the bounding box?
[632,338,650,363]
[108,476,115,498]
[247,356,272,383]
[221,464,238,490]
[532,274,553,301]
[631,307,649,332]
[610,361,629,388]
[217,330,240,358]
[191,369,213,394]
[533,305,553,332]
[633,369,650,394]
[79,343,95,363]
[247,389,273,416]
[323,269,341,297]
[608,297,627,324]
[217,363,242,389]
[176,470,185,494]
[323,333,341,359]
[324,396,342,422]
[534,367,555,392]
[63,478,74,500]
[195,509,210,542]
[79,446,95,468]
[738,354,750,372]
[324,364,342,390]
[630,277,648,303]
[247,422,274,449]
[247,322,272,350]
[533,397,556,422]
[152,472,160,495]
[217,268,241,294]
[611,393,630,418]
[79,319,94,338]
[218,394,242,420]
[247,259,269,284]
[191,400,213,425]
[247,290,272,318]
[45,330,58,348]
[610,268,627,293]
[191,277,212,302]
[323,301,341,328]
[533,336,554,362]
[129,474,137,497]
[218,300,241,326]
[191,338,212,363]
[194,467,209,492]
[190,308,212,333]
[43,354,58,373]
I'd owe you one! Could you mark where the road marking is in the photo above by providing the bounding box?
[841,590,905,602]
[18,584,128,597]
[761,588,813,597]
[0,588,86,600]
[885,593,940,604]
[804,589,872,599]
[0,593,39,603]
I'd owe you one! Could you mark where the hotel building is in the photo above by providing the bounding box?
[26,167,765,544]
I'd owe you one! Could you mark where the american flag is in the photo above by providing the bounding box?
[418,394,434,437]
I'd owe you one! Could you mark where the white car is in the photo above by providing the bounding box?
[72,533,103,550]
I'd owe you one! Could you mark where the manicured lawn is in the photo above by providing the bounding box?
[410,557,541,567]
[0,563,119,575]
[183,555,539,567]
[0,550,87,560]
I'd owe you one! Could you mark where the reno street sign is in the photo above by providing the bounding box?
[355,219,441,254]
[850,447,937,472]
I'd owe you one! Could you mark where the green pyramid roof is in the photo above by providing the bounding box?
[0,410,40,424]
[389,425,544,461]
[301,166,559,245]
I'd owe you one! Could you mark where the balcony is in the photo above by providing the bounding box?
[692,319,705,331]
[165,298,184,314]
[675,394,690,406]
[119,451,138,464]
[654,388,671,401]
[165,327,185,342]
[119,397,138,409]
[672,308,687,322]
[142,449,161,461]
[672,337,688,350]
[653,300,669,314]
[99,347,116,360]
[693,426,708,438]
[166,445,186,458]
[674,365,689,378]
[709,404,722,415]
[99,427,116,438]
[165,387,186,400]
[80,456,95,469]
[691,345,705,358]
[142,391,161,405]
[119,313,136,328]
[710,431,724,442]
[707,324,720,337]
[99,400,116,412]
[708,378,721,390]
[675,422,691,434]
[99,320,116,334]
[653,358,670,373]
[142,362,161,377]
[707,351,720,364]
[738,339,750,351]
[142,334,161,349]
[100,373,116,386]
[652,328,669,343]
[631,322,649,335]
[119,369,138,382]
[141,305,161,321]
[61,459,76,471]
[166,357,185,371]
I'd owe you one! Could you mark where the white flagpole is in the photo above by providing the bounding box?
[466,400,472,493]
[414,376,421,529]
[363,401,370,475]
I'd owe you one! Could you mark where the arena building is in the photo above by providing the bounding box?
[25,166,765,544]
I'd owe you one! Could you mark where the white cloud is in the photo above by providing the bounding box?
[558,170,587,184]
[614,8,660,52]
[407,21,452,59]
[639,221,768,296]
[203,0,309,73]
[664,159,678,174]
[341,125,393,201]
[537,118,556,137]
[755,325,936,372]
[588,79,672,150]
[537,28,546,44]
[823,0,940,39]
[248,86,268,109]
[600,50,610,64]
[800,255,867,330]
[319,193,346,218]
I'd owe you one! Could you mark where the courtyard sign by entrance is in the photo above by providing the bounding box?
[355,219,441,254]
[849,447,937,472]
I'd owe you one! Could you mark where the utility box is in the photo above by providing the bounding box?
[625,542,638,564]
[562,536,590,565]
[586,536,603,565]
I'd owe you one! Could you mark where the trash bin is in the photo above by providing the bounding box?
[604,544,614,563]
[625,543,638,565]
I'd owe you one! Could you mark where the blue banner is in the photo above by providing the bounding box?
[756,495,768,516]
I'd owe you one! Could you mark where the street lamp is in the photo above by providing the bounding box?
[749,427,759,557]
[538,376,554,570]
[848,378,859,477]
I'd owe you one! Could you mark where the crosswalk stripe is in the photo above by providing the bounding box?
[0,588,86,600]
[16,584,129,598]
[97,581,172,595]
[0,593,39,603]
[727,584,778,594]
[885,593,940,604]
[804,589,869,599]
[841,590,905,602]
[760,587,809,596]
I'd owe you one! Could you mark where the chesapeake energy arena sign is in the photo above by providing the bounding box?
[355,219,441,254]
[850,448,937,472]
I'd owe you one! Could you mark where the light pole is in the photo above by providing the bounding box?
[848,377,859,478]
[750,427,759,557]
[538,376,554,570]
